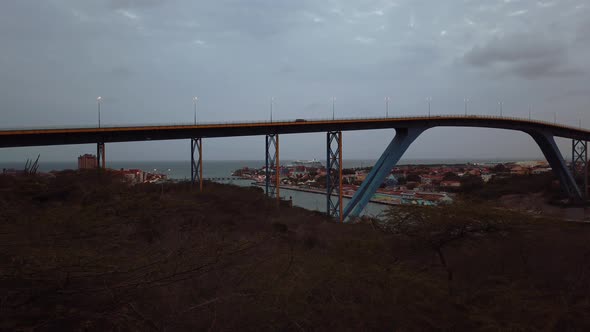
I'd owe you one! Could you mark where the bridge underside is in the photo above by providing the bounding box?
[343,127,585,220]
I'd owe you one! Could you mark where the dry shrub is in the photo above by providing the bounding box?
[1,172,590,331]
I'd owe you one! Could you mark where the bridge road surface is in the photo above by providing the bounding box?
[1,115,590,148]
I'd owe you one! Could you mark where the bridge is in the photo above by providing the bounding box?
[1,114,589,221]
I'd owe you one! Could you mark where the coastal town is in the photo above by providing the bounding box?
[2,154,169,184]
[78,154,170,184]
[2,153,556,207]
[232,159,554,206]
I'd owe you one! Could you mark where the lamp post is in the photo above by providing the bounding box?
[427,97,432,117]
[498,101,503,117]
[385,97,390,118]
[97,96,102,128]
[192,96,198,124]
[270,97,274,122]
[332,97,335,120]
[464,98,469,116]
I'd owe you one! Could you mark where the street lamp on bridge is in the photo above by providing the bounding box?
[332,97,336,120]
[270,97,274,122]
[464,98,469,116]
[385,97,390,118]
[498,101,503,117]
[426,97,432,117]
[193,96,198,124]
[97,96,102,128]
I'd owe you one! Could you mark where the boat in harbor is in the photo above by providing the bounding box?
[288,159,323,168]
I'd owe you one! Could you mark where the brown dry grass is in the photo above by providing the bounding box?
[1,171,589,331]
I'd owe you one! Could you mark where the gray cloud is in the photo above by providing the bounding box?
[463,34,581,79]
[107,0,163,10]
[1,0,590,162]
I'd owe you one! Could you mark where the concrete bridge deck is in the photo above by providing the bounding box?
[1,115,589,148]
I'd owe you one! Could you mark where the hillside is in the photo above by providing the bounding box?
[1,171,590,331]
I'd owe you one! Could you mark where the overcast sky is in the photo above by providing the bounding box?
[1,0,589,162]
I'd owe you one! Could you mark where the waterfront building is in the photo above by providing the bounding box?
[78,154,97,169]
[118,169,146,184]
[532,167,552,174]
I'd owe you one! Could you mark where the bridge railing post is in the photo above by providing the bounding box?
[327,131,343,222]
[191,138,203,191]
[265,134,280,202]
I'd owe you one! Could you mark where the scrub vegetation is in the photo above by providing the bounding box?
[1,171,589,331]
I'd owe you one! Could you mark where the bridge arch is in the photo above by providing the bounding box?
[343,125,582,220]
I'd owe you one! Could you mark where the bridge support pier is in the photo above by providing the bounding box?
[191,138,203,191]
[528,131,583,201]
[326,131,343,222]
[572,139,588,199]
[265,134,280,202]
[343,127,426,220]
[96,142,105,169]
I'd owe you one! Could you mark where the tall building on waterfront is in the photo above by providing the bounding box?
[78,154,97,169]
